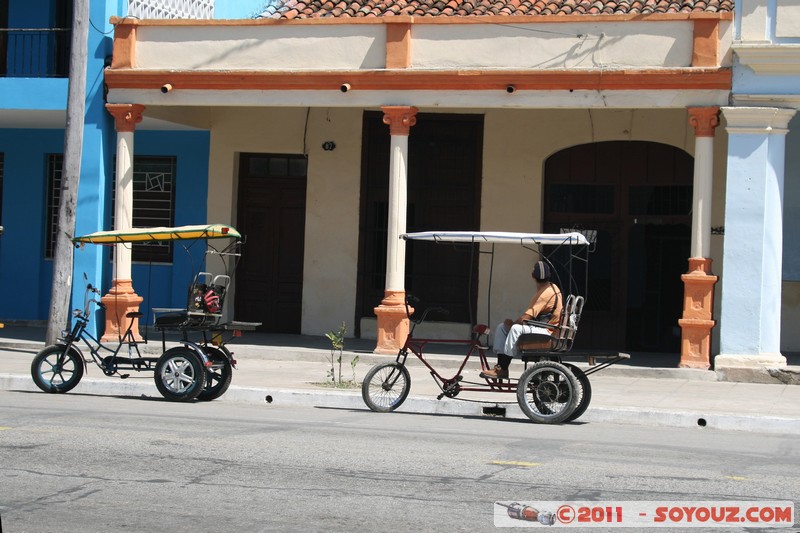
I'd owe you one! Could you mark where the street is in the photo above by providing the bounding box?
[0,390,798,532]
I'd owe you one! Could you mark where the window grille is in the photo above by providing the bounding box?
[112,156,177,263]
[45,154,63,259]
[127,0,214,19]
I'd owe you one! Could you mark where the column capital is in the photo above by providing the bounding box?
[105,103,145,132]
[722,106,796,135]
[688,106,720,137]
[381,106,418,136]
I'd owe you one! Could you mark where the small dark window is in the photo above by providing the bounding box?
[0,152,4,226]
[548,184,614,214]
[629,185,692,216]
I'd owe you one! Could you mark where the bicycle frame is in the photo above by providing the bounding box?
[58,281,157,376]
[395,298,520,400]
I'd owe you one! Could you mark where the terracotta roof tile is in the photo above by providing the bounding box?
[259,0,732,18]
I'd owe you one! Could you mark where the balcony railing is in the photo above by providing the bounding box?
[0,28,72,78]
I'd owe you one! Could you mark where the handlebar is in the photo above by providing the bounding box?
[405,294,449,325]
[81,281,105,316]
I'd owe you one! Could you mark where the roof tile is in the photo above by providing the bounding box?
[258,0,732,18]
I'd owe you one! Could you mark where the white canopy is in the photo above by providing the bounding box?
[401,231,590,246]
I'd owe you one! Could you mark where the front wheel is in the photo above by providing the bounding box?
[31,344,84,393]
[362,363,411,412]
[154,347,206,401]
[516,361,579,424]
[197,346,233,401]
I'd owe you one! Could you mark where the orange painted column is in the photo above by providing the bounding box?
[101,103,146,342]
[374,106,418,354]
[678,107,719,369]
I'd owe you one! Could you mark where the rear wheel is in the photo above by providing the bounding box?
[31,345,84,393]
[154,347,206,401]
[516,361,579,424]
[362,362,411,412]
[564,363,592,422]
[197,346,233,401]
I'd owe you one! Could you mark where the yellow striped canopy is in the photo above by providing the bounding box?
[73,224,241,244]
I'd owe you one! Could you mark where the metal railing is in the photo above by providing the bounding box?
[0,28,71,78]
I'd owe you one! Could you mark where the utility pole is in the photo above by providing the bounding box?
[46,0,89,345]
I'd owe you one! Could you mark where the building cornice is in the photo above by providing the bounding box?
[733,43,800,75]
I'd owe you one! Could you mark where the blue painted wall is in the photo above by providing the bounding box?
[0,1,212,337]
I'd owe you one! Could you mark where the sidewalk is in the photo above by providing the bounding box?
[1,324,799,435]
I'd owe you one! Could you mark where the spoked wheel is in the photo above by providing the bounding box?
[362,362,411,412]
[31,344,84,393]
[154,347,206,401]
[197,346,233,401]
[516,361,580,424]
[564,363,592,422]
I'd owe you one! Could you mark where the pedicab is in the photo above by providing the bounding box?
[361,230,630,423]
[30,224,260,401]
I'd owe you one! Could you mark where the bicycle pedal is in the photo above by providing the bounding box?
[119,374,130,379]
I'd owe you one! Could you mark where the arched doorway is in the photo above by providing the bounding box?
[543,141,692,354]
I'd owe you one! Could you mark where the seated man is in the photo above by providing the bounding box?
[480,260,562,379]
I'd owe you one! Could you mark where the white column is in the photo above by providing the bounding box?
[385,133,409,291]
[373,106,418,354]
[688,107,719,258]
[114,130,134,279]
[716,106,796,372]
[102,104,145,342]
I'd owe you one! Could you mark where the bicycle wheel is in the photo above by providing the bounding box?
[197,346,233,401]
[516,361,579,424]
[31,344,84,393]
[362,362,411,412]
[564,363,592,422]
[154,347,206,401]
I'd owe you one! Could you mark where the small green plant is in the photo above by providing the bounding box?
[324,322,359,387]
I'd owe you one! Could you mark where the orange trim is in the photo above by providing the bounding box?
[112,23,136,69]
[386,21,412,69]
[688,107,720,137]
[110,12,731,27]
[106,103,146,132]
[692,18,719,67]
[105,68,731,92]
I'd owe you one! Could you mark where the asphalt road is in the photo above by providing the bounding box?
[0,390,797,533]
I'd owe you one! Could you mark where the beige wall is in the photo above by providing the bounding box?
[132,19,711,72]
[151,105,732,345]
[199,106,362,335]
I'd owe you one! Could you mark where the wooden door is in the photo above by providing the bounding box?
[544,141,692,353]
[235,153,307,333]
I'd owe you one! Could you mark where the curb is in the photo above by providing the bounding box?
[3,374,797,435]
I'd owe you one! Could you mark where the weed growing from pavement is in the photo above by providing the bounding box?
[316,322,360,389]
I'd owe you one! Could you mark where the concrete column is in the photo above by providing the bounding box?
[679,107,720,369]
[716,107,796,379]
[374,106,418,354]
[102,103,146,342]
